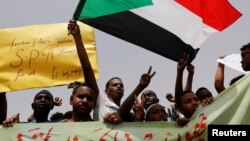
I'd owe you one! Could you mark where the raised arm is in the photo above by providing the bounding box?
[184,64,194,91]
[118,66,156,121]
[0,92,7,124]
[175,53,189,101]
[68,20,99,95]
[214,56,226,94]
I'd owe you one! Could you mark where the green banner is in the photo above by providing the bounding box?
[1,74,250,140]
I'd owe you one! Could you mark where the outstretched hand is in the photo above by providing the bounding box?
[68,19,80,37]
[177,53,189,72]
[218,55,226,66]
[133,95,144,121]
[103,112,122,124]
[200,97,213,106]
[186,64,194,74]
[139,66,156,87]
[166,93,175,102]
[53,97,63,106]
[3,113,20,127]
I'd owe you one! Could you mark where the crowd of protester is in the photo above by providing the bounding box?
[1,20,250,128]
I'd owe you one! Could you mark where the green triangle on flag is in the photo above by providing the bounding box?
[74,0,153,19]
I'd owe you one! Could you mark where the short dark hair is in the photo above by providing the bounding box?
[72,82,96,96]
[240,42,250,51]
[68,81,82,89]
[140,89,157,99]
[50,112,64,121]
[72,82,96,95]
[105,77,122,89]
[63,111,72,119]
[195,87,208,94]
[34,90,53,101]
[229,74,245,85]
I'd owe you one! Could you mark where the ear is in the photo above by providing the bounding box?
[70,95,73,105]
[105,89,108,94]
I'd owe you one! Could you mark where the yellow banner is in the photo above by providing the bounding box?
[0,22,99,92]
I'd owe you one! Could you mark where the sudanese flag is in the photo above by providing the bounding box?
[72,0,242,62]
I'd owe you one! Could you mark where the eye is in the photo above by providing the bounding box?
[35,96,43,100]
[44,96,52,101]
[77,95,84,99]
[185,99,192,104]
[87,96,94,101]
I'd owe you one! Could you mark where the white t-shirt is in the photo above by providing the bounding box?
[93,94,119,121]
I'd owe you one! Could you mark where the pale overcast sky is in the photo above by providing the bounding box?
[1,0,249,121]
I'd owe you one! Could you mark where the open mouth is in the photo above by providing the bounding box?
[79,105,87,110]
[145,100,154,105]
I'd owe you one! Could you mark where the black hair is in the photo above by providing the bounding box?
[71,82,96,95]
[68,81,82,89]
[240,42,250,51]
[63,111,73,119]
[195,87,208,94]
[229,74,245,86]
[140,89,157,99]
[50,112,64,122]
[105,77,122,89]
[34,90,53,101]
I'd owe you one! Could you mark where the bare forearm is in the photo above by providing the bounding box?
[184,73,193,91]
[214,64,225,93]
[118,84,145,119]
[175,71,184,101]
[74,35,99,94]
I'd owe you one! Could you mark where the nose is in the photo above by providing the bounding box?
[117,84,122,88]
[82,97,88,103]
[145,94,150,99]
[145,96,150,101]
[40,96,46,101]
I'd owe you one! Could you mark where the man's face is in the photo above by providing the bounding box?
[141,90,158,109]
[179,92,200,118]
[145,104,167,121]
[105,78,124,101]
[32,93,53,112]
[70,86,96,116]
[241,48,250,71]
